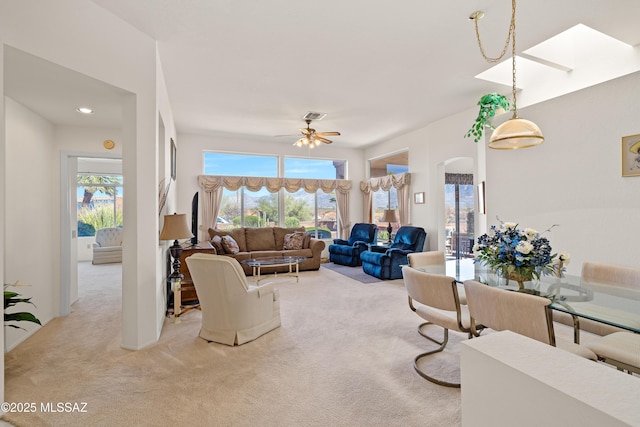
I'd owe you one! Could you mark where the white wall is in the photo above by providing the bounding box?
[175,132,367,240]
[485,71,640,273]
[367,72,640,274]
[1,0,171,354]
[4,97,55,351]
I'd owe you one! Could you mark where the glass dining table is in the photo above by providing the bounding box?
[413,259,640,337]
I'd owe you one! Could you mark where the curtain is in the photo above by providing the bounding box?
[360,173,411,224]
[445,173,473,185]
[198,175,352,237]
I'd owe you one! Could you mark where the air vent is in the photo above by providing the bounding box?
[303,111,326,121]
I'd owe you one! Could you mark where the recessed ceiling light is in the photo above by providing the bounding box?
[76,106,94,114]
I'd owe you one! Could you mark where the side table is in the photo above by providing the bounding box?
[167,242,216,320]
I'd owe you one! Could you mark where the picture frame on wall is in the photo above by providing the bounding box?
[414,192,425,204]
[170,138,177,181]
[622,134,640,177]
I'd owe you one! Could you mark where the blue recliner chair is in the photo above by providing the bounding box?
[328,223,379,267]
[360,226,427,280]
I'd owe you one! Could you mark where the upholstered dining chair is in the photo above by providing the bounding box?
[552,261,640,341]
[407,251,467,305]
[360,226,426,279]
[407,251,445,268]
[328,222,378,266]
[463,280,597,360]
[586,332,640,375]
[402,266,473,387]
[185,253,281,346]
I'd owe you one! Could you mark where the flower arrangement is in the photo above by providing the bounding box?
[473,220,565,288]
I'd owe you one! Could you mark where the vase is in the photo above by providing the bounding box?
[505,272,534,290]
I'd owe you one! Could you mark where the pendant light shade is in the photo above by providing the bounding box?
[471,0,544,150]
[488,118,544,149]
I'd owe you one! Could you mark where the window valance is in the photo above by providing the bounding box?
[445,173,473,186]
[359,172,411,194]
[198,175,352,194]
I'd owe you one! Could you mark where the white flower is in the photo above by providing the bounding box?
[559,252,571,264]
[524,228,538,240]
[504,222,517,230]
[472,243,480,252]
[516,240,533,254]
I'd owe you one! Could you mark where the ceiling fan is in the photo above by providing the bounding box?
[288,119,341,148]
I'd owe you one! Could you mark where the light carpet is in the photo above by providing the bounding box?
[320,263,383,283]
[4,262,464,427]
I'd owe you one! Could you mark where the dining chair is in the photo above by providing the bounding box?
[586,332,640,375]
[552,261,640,341]
[402,266,473,387]
[463,280,597,360]
[407,251,445,268]
[407,251,467,305]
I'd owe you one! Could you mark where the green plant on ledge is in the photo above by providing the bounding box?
[4,281,41,330]
[465,93,511,143]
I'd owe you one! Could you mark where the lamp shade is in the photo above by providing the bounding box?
[488,118,544,149]
[381,209,399,223]
[160,213,193,241]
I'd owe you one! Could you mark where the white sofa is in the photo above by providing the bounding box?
[92,227,123,264]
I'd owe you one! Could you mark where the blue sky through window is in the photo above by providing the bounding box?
[204,153,278,177]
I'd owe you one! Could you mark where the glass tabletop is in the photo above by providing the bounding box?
[414,259,640,334]
[241,256,307,267]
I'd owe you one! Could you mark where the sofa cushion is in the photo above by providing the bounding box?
[211,235,225,254]
[273,227,305,250]
[283,232,305,250]
[221,235,240,254]
[208,228,247,252]
[245,227,277,252]
[303,232,312,249]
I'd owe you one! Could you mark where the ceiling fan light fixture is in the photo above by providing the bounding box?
[488,118,544,149]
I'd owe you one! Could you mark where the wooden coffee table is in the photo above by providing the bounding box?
[241,256,307,285]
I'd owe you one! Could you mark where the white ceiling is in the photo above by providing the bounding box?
[5,0,640,148]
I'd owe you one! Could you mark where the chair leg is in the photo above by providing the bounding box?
[413,325,460,388]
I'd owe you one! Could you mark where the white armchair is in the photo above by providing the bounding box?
[92,227,123,265]
[185,253,281,346]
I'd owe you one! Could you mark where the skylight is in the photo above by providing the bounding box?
[473,24,638,108]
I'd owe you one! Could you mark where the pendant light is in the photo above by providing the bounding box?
[470,0,544,149]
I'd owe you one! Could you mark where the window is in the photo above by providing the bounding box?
[77,174,123,236]
[284,157,346,179]
[203,152,346,236]
[445,173,475,259]
[205,152,278,228]
[372,187,398,242]
[204,152,277,177]
[284,157,344,238]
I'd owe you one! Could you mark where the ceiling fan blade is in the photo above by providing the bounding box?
[300,128,314,135]
[316,136,332,144]
[316,131,340,137]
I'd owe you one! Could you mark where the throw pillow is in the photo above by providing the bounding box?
[221,235,240,254]
[283,232,305,250]
[303,232,312,249]
[210,235,225,254]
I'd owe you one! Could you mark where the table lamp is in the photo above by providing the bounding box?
[381,209,399,245]
[160,213,193,280]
